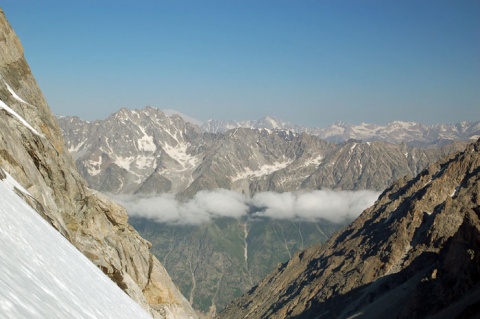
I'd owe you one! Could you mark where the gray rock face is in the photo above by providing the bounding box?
[218,139,480,319]
[59,109,466,197]
[58,107,210,195]
[0,8,196,319]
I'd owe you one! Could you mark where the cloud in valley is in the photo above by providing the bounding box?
[112,189,380,225]
[251,190,380,223]
[113,189,249,225]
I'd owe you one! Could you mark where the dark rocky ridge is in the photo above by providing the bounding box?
[218,139,480,319]
[0,8,196,319]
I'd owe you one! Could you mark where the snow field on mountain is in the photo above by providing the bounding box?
[231,160,293,182]
[0,170,151,319]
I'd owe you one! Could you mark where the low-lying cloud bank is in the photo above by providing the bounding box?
[112,189,380,225]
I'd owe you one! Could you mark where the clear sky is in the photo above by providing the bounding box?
[2,0,479,127]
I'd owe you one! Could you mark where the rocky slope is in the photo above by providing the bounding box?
[0,8,196,319]
[202,117,480,147]
[219,139,480,319]
[58,108,465,197]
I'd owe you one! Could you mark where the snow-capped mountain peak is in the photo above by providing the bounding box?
[201,116,479,147]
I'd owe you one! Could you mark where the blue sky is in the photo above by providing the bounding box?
[2,0,479,127]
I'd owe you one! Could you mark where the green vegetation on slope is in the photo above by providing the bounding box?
[130,215,348,317]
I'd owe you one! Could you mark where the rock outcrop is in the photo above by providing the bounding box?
[219,139,480,319]
[0,8,196,319]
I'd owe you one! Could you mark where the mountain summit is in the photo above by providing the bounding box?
[219,138,480,319]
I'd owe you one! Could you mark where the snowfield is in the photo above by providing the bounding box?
[0,170,152,319]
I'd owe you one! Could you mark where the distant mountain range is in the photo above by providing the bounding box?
[201,116,479,147]
[57,107,471,198]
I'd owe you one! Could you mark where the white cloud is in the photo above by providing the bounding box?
[251,190,380,223]
[112,189,249,225]
[112,189,380,225]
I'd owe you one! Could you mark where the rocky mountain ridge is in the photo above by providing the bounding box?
[202,116,480,147]
[0,8,196,319]
[219,138,480,319]
[58,107,466,197]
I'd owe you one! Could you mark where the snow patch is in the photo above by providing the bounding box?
[0,99,41,137]
[137,128,156,152]
[135,155,156,170]
[232,160,292,181]
[4,81,31,106]
[114,156,135,171]
[0,170,152,319]
[450,186,461,197]
[68,139,87,154]
[163,143,198,169]
[86,155,102,176]
[304,155,324,167]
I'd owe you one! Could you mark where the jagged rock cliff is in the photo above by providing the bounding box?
[219,139,480,319]
[0,8,196,319]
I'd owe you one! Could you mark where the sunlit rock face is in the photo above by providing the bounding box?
[0,8,197,319]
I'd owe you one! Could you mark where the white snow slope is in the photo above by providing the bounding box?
[0,170,152,319]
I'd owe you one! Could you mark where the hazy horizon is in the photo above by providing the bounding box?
[2,1,479,127]
[58,105,480,129]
